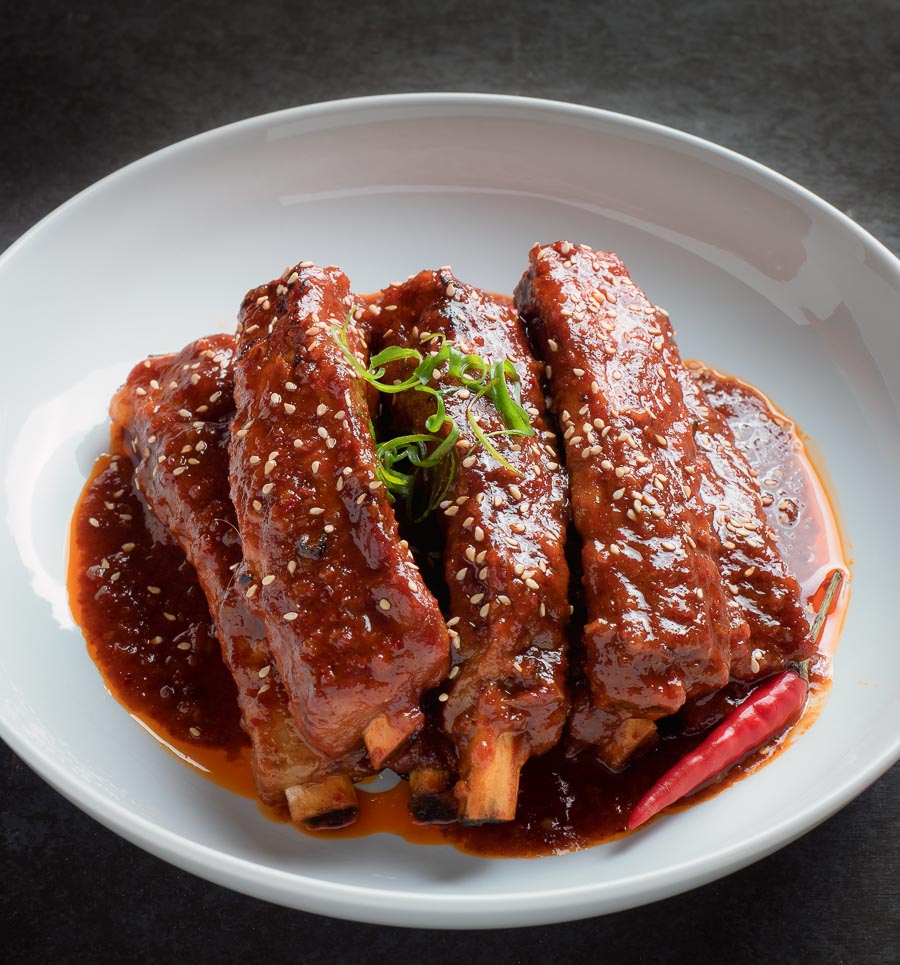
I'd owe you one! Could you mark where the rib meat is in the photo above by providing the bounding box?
[684,363,813,675]
[371,270,570,822]
[229,263,450,765]
[110,334,365,822]
[515,242,741,758]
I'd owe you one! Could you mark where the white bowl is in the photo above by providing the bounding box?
[1,93,898,929]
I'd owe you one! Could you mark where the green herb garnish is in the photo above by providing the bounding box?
[332,313,535,518]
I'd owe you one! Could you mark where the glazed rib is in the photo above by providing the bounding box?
[110,334,363,826]
[372,271,570,823]
[229,263,450,765]
[685,363,813,675]
[515,242,741,759]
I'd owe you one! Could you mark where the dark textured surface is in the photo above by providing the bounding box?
[1,0,898,961]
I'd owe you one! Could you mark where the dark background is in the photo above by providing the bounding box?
[2,1,897,962]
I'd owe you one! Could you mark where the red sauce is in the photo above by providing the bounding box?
[68,370,848,857]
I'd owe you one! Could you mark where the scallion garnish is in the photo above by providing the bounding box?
[333,313,535,517]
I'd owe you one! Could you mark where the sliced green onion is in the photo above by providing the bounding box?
[333,310,536,516]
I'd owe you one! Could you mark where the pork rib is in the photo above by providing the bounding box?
[515,242,742,761]
[372,270,570,823]
[110,334,364,826]
[229,263,450,765]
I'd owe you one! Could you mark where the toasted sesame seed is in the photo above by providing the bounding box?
[147,585,161,594]
[474,526,485,542]
[479,603,490,617]
[455,568,467,581]
[471,593,485,604]
[662,540,677,551]
[261,575,275,586]
[177,641,191,651]
[378,599,391,611]
[245,584,258,598]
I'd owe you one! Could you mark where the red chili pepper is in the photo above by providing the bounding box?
[627,569,844,831]
[627,669,808,829]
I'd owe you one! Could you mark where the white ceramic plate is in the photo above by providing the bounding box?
[2,94,898,929]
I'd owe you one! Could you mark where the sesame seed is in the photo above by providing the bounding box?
[572,368,585,377]
[252,499,262,511]
[525,578,540,590]
[88,517,100,528]
[462,456,477,469]
[444,505,460,516]
[474,526,485,542]
[189,727,201,737]
[264,460,276,475]
[324,524,335,533]
[447,616,461,627]
[283,611,299,621]
[438,693,449,702]
[471,593,485,604]
[309,507,324,515]
[316,404,327,417]
[662,540,677,551]
[262,575,275,586]
[172,466,187,476]
[378,599,391,611]
[246,584,258,598]
[177,641,191,651]
[147,585,161,594]
[479,603,490,617]
[455,568,467,581]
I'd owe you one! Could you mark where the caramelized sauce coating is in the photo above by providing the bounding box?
[230,263,450,759]
[680,363,812,677]
[371,271,570,819]
[109,334,354,803]
[515,243,738,732]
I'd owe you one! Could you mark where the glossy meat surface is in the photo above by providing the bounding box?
[686,364,813,674]
[229,263,450,759]
[371,271,571,799]
[110,334,332,803]
[515,242,738,726]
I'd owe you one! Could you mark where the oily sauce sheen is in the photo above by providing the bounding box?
[69,369,847,857]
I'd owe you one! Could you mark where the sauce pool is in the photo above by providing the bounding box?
[68,368,848,857]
